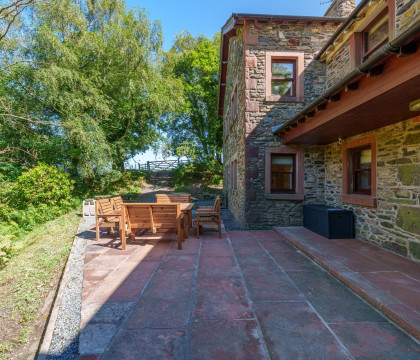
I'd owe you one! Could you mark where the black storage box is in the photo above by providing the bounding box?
[303,204,354,239]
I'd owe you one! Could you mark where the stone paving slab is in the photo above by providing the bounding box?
[275,226,420,342]
[73,226,420,359]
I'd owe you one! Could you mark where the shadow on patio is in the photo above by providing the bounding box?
[40,222,420,359]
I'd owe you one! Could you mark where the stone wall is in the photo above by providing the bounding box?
[326,40,351,88]
[223,28,246,226]
[240,21,341,229]
[324,118,420,261]
[324,0,356,18]
[396,0,420,36]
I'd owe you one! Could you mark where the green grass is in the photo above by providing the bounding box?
[0,210,81,360]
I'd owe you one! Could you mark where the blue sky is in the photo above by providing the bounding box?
[126,0,352,50]
[125,0,360,165]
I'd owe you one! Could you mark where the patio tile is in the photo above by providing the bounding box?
[360,271,420,312]
[156,254,196,273]
[194,277,253,320]
[79,323,119,355]
[254,302,350,360]
[78,355,100,360]
[85,261,158,303]
[187,319,267,360]
[240,264,304,302]
[124,272,195,329]
[270,251,320,272]
[126,242,169,262]
[330,322,420,360]
[287,270,386,324]
[101,329,186,360]
[201,241,234,257]
[198,256,241,278]
[166,237,200,255]
[333,238,381,253]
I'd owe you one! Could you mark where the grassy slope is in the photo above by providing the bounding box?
[0,210,81,360]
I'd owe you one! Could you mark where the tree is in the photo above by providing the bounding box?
[0,0,182,180]
[165,32,222,163]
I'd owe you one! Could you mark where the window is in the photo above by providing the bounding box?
[231,85,238,125]
[271,60,296,97]
[271,154,295,193]
[230,159,238,191]
[265,51,304,102]
[342,135,377,207]
[363,12,389,60]
[265,147,304,200]
[224,165,229,189]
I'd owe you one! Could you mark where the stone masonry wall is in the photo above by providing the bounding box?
[324,118,420,261]
[223,28,246,226]
[241,21,341,229]
[396,0,420,36]
[326,40,351,88]
[325,0,356,18]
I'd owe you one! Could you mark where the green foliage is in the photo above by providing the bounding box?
[174,160,222,191]
[4,163,74,210]
[165,32,222,163]
[1,0,182,180]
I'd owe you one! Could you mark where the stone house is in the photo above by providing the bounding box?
[219,0,420,261]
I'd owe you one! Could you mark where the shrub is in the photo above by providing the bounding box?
[174,160,222,191]
[5,163,74,210]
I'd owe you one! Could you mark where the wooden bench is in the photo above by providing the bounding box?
[122,203,185,250]
[155,193,191,203]
[95,198,120,241]
[194,196,221,238]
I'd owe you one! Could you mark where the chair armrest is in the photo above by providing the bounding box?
[196,212,220,216]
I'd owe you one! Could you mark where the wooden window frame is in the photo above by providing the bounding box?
[270,154,296,194]
[265,147,304,200]
[230,153,238,192]
[271,59,296,98]
[362,10,389,61]
[342,135,377,207]
[265,51,304,103]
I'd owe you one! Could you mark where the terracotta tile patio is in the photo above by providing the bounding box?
[77,226,420,359]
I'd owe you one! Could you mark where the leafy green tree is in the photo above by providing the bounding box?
[0,0,182,180]
[165,32,222,163]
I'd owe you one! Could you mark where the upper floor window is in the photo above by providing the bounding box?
[265,51,304,103]
[231,157,238,191]
[364,13,389,60]
[231,85,238,125]
[271,60,295,97]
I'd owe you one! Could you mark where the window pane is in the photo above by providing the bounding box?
[271,155,294,192]
[272,62,294,78]
[356,148,371,169]
[272,80,292,96]
[366,15,388,53]
[355,169,371,192]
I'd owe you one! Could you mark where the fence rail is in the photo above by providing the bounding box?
[126,159,189,171]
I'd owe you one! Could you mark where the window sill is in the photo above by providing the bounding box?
[342,194,377,207]
[265,193,304,201]
[266,95,304,103]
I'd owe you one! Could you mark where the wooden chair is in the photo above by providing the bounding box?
[95,199,120,241]
[194,196,221,238]
[110,196,124,212]
[152,203,185,250]
[155,193,191,203]
[122,204,155,245]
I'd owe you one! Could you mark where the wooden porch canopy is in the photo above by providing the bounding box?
[274,24,420,145]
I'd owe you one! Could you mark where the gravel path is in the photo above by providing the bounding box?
[45,218,94,360]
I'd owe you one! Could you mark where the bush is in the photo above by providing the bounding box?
[4,163,74,210]
[174,160,222,191]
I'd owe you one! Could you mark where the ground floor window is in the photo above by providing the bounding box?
[265,147,304,200]
[342,135,377,207]
[231,154,238,191]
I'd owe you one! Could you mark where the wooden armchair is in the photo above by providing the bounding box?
[194,196,221,238]
[110,196,124,212]
[95,199,120,241]
[155,193,191,203]
[122,204,155,247]
[152,203,185,250]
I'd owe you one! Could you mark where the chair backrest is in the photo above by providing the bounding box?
[213,196,221,213]
[151,203,181,229]
[155,193,191,203]
[97,198,114,215]
[123,204,154,230]
[111,196,124,212]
